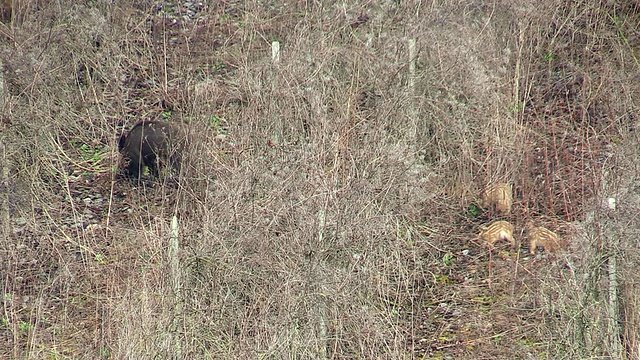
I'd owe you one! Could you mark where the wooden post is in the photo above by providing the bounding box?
[169,215,182,358]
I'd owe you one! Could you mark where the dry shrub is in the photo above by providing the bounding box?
[1,0,640,359]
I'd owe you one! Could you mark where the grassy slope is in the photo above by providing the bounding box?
[1,0,639,358]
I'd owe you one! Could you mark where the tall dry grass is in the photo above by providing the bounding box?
[1,0,639,358]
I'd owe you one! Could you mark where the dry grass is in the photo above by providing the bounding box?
[1,0,640,358]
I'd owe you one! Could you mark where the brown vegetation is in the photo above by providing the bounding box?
[1,1,640,359]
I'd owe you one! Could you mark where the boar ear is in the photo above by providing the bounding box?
[117,133,127,152]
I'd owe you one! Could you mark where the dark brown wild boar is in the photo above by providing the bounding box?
[118,120,184,181]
